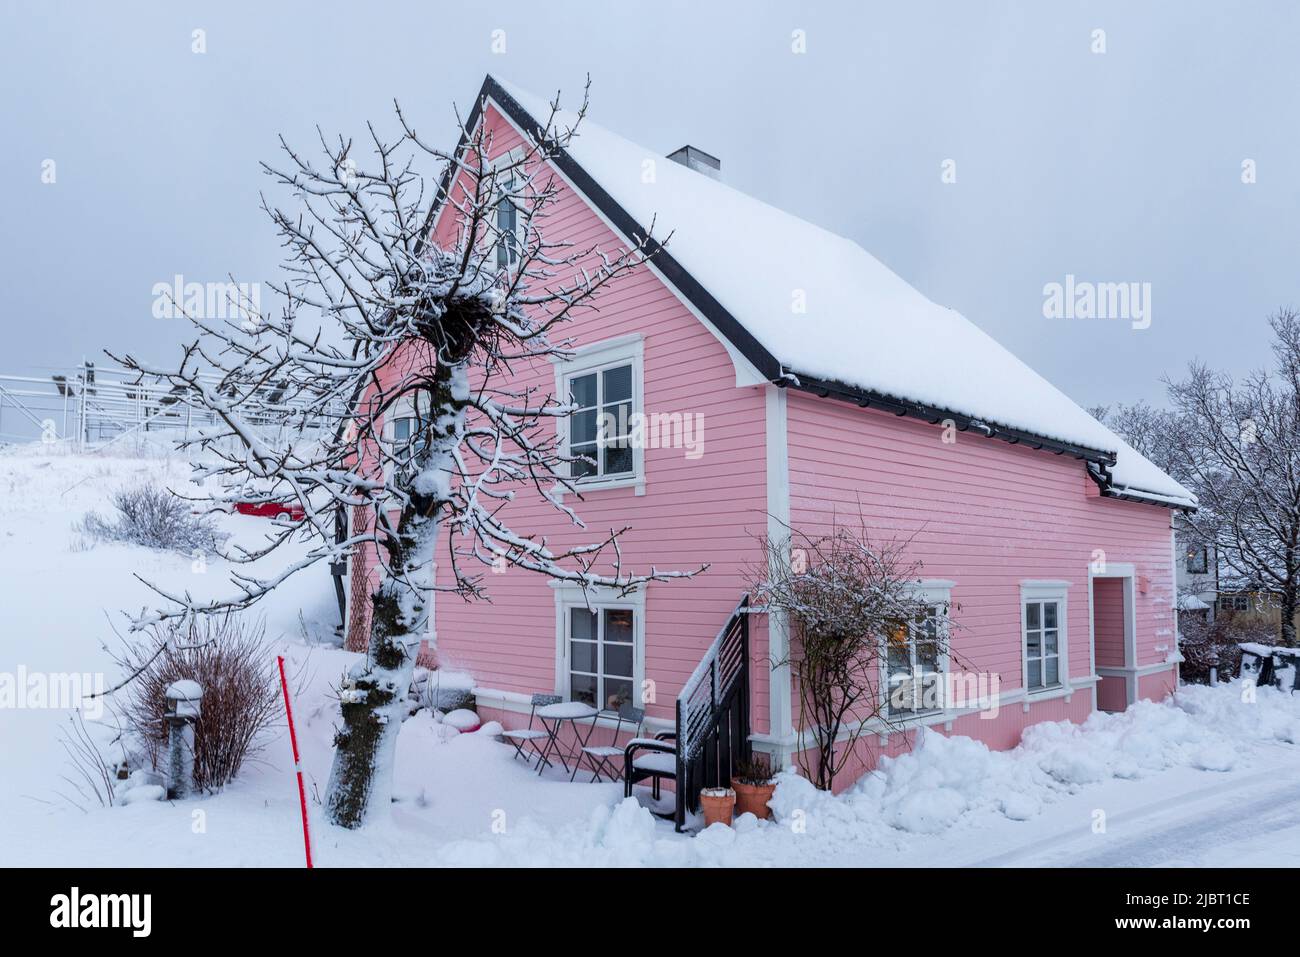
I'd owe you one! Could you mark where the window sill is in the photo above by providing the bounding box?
[553,475,646,499]
[1021,682,1072,712]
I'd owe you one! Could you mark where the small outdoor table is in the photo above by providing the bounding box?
[534,701,599,776]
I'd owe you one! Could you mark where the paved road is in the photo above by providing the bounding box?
[969,769,1300,867]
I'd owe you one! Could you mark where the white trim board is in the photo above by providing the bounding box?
[750,674,1101,752]
[764,383,794,766]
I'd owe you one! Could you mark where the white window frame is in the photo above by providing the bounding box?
[1021,581,1069,694]
[551,581,645,711]
[379,395,437,638]
[380,394,428,482]
[485,147,525,273]
[550,333,645,494]
[881,580,953,717]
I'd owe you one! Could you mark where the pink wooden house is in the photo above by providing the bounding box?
[342,75,1195,808]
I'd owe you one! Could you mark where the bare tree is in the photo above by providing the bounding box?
[1090,401,1211,609]
[752,520,959,791]
[1088,401,1190,484]
[1166,309,1300,646]
[116,82,701,827]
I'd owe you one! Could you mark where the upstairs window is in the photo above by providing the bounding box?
[1185,545,1209,574]
[495,193,519,270]
[487,148,527,272]
[566,362,634,480]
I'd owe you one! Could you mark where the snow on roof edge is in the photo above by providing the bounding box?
[481,75,1197,510]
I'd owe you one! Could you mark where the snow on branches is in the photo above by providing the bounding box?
[1166,309,1300,645]
[115,80,703,825]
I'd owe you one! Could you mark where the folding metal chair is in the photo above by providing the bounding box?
[502,693,561,765]
[571,702,644,782]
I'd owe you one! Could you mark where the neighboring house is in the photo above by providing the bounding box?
[342,75,1197,788]
[1174,520,1216,623]
[1216,586,1299,639]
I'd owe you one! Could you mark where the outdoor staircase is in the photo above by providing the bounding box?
[671,594,752,830]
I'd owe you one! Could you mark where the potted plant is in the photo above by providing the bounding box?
[699,786,736,827]
[731,755,777,820]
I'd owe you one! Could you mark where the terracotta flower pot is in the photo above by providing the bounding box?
[731,779,777,820]
[699,787,736,828]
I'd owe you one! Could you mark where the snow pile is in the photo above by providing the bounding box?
[1175,681,1300,746]
[405,681,1300,868]
[765,681,1299,845]
[442,709,481,732]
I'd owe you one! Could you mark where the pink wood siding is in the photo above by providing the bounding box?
[421,103,770,730]
[345,95,1185,782]
[1093,577,1126,668]
[806,693,1094,794]
[785,390,1176,738]
[1093,576,1129,711]
[1096,675,1129,712]
[1139,668,1177,702]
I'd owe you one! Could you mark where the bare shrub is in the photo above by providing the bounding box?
[55,712,119,811]
[1179,614,1274,684]
[752,518,961,791]
[75,482,227,554]
[110,613,280,792]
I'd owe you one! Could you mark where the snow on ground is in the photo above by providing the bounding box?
[1,443,1297,867]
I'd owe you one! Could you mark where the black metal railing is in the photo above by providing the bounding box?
[673,594,751,831]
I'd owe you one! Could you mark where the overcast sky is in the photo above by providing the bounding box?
[3,1,1297,424]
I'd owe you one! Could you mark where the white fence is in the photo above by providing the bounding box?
[0,362,338,454]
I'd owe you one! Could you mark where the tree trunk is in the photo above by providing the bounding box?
[323,585,423,828]
[323,351,470,828]
[1280,576,1297,648]
[324,512,439,828]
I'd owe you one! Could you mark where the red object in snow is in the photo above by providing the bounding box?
[276,655,313,869]
[234,501,305,522]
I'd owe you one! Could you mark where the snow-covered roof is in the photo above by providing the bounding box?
[1176,594,1211,611]
[484,77,1195,510]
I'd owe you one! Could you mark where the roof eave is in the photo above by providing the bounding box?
[1085,462,1198,512]
[780,369,1118,466]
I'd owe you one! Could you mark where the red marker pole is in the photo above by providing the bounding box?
[276,655,314,868]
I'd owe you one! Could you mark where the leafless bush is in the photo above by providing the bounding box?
[75,482,227,554]
[752,518,961,791]
[110,613,280,792]
[1179,614,1274,684]
[54,712,119,811]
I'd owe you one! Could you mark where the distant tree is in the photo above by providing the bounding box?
[1165,308,1300,646]
[1089,400,1189,484]
[1091,401,1210,609]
